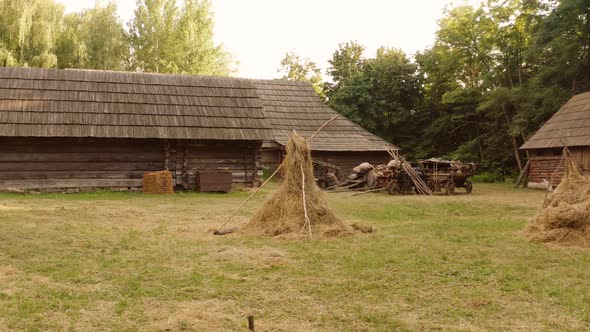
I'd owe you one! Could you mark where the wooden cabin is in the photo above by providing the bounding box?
[252,80,396,177]
[521,91,590,187]
[0,67,270,192]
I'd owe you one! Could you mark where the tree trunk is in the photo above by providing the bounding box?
[521,132,530,160]
[502,105,523,171]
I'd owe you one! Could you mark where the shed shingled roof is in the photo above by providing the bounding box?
[251,79,397,151]
[521,92,590,150]
[0,67,270,140]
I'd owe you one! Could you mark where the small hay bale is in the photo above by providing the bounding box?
[244,134,351,237]
[524,159,590,246]
[143,170,174,194]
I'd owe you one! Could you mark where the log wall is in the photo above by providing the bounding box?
[175,140,261,190]
[529,147,590,187]
[259,148,282,171]
[530,155,564,187]
[0,137,260,191]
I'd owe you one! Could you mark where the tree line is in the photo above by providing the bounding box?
[0,0,232,75]
[280,0,590,176]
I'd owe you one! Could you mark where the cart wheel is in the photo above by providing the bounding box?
[465,180,473,194]
[445,181,455,195]
[387,181,399,195]
[427,180,436,192]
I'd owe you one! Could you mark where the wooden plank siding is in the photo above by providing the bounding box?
[0,137,260,191]
[528,147,590,187]
[530,155,565,187]
[176,140,261,190]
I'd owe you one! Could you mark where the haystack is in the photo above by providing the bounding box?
[524,158,590,246]
[244,134,350,237]
[143,170,174,194]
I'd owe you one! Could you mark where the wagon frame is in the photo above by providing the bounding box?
[418,158,475,195]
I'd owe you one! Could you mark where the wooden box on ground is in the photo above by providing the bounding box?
[196,170,232,193]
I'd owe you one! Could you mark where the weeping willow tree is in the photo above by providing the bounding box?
[56,2,129,70]
[0,0,232,74]
[0,0,64,68]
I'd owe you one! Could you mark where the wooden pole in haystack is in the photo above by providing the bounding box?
[299,165,313,238]
[542,142,571,208]
[216,115,340,233]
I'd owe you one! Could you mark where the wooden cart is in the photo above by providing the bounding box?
[329,161,415,195]
[313,160,341,189]
[417,158,475,195]
[373,166,414,195]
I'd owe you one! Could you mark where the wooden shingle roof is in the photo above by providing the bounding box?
[0,67,270,141]
[252,79,397,151]
[521,92,590,149]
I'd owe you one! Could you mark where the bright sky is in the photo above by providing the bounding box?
[57,0,484,79]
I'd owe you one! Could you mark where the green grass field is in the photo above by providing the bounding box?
[0,184,589,331]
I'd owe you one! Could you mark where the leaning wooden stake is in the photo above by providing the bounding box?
[247,315,255,331]
[350,187,384,196]
[299,165,313,239]
[217,164,282,232]
[514,160,531,188]
[309,115,339,141]
[542,146,568,208]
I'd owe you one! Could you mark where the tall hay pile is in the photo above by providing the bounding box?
[244,134,350,237]
[524,159,590,246]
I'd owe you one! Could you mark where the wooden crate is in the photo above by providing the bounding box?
[196,170,232,193]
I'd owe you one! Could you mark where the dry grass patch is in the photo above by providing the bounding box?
[212,246,288,268]
[143,299,241,331]
[0,184,588,330]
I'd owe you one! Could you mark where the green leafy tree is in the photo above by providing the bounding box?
[56,3,129,70]
[0,0,64,68]
[0,43,17,66]
[129,0,232,75]
[175,0,233,75]
[329,48,423,154]
[278,52,325,98]
[129,0,178,73]
[529,0,590,93]
[326,41,365,97]
[414,1,549,172]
